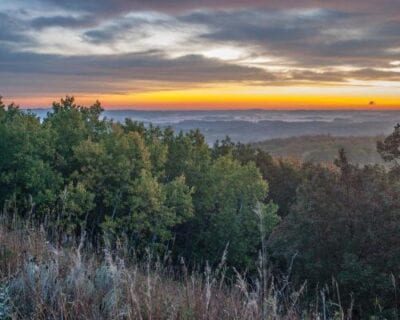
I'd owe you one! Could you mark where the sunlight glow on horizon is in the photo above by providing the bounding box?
[7,89,400,110]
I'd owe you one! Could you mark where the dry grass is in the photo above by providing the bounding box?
[0,225,318,320]
[0,210,356,320]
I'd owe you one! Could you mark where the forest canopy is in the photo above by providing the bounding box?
[0,96,278,269]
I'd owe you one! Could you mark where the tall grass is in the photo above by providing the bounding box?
[0,213,352,319]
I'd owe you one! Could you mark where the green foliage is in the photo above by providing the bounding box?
[176,155,278,269]
[269,151,400,316]
[43,96,106,179]
[202,157,270,268]
[57,182,95,236]
[0,96,277,266]
[214,140,302,217]
[0,101,61,217]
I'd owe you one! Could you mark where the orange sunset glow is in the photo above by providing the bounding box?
[7,88,400,110]
[1,1,400,109]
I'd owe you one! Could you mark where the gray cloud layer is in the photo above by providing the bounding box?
[0,48,276,95]
[30,15,95,29]
[1,0,400,99]
[33,0,400,15]
[180,9,400,68]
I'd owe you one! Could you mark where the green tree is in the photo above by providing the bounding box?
[56,182,95,241]
[270,151,400,317]
[177,155,279,269]
[72,129,151,237]
[0,100,61,218]
[44,96,106,180]
[214,141,303,217]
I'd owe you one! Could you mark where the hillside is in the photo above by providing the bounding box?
[28,109,399,144]
[253,135,385,166]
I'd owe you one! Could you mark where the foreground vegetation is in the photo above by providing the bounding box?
[0,217,324,319]
[1,96,400,318]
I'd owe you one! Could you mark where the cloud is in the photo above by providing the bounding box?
[2,40,399,98]
[289,69,400,83]
[82,15,152,44]
[32,0,400,16]
[30,15,94,29]
[180,8,400,69]
[0,48,276,96]
[34,0,266,15]
[350,68,400,81]
[1,0,400,101]
[0,12,30,43]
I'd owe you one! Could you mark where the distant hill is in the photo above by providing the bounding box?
[252,135,385,166]
[27,109,398,143]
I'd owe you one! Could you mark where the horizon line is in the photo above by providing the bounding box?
[20,106,400,112]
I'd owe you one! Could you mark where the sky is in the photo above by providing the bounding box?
[1,0,400,109]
